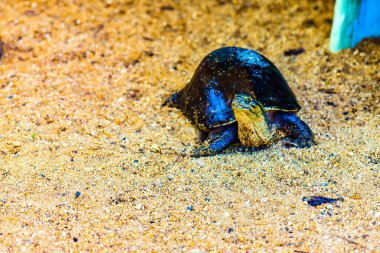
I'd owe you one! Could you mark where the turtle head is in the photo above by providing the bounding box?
[231,93,275,147]
[231,93,263,117]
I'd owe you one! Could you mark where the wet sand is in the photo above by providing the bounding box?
[0,0,379,251]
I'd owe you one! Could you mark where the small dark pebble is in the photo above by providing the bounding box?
[75,191,81,198]
[228,228,233,233]
[285,227,293,233]
[145,51,154,57]
[73,237,78,242]
[284,48,305,56]
[24,10,38,17]
[302,18,317,27]
[186,205,193,211]
[326,101,336,107]
[124,58,140,68]
[142,36,155,41]
[324,18,333,24]
[302,196,344,207]
[369,157,379,164]
[160,5,175,11]
[318,88,336,94]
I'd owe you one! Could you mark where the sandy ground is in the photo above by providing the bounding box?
[0,0,379,251]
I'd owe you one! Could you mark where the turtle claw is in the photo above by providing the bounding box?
[237,146,259,153]
[284,137,315,149]
[298,137,316,148]
[274,112,315,149]
[190,124,238,157]
[190,145,215,157]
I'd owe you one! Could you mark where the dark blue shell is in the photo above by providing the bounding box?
[173,47,301,130]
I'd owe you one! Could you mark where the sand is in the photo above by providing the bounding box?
[0,0,379,251]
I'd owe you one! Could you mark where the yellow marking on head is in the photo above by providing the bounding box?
[232,94,275,147]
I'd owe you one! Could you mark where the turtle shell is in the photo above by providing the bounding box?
[173,47,301,131]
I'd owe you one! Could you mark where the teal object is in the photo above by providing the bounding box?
[330,0,380,52]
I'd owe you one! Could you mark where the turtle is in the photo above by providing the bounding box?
[164,47,315,157]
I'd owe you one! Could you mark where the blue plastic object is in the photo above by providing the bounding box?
[330,0,380,52]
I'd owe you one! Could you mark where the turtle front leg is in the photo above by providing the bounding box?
[195,129,209,142]
[274,112,315,148]
[191,124,238,157]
